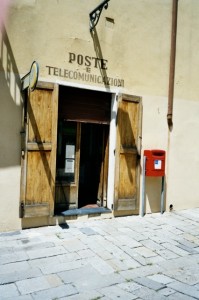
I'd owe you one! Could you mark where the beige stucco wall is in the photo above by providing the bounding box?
[166,0,199,211]
[0,0,199,231]
[0,32,22,230]
[7,0,172,94]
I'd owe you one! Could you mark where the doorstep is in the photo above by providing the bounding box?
[61,207,112,216]
[53,206,113,223]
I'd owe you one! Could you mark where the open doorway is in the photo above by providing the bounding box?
[78,123,109,208]
[55,85,111,213]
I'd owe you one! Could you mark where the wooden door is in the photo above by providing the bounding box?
[20,82,58,218]
[114,94,142,215]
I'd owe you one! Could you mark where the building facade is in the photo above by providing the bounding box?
[0,0,199,231]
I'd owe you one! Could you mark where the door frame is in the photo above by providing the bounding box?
[54,80,118,212]
[55,82,113,211]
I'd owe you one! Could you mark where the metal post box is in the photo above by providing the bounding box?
[144,149,166,177]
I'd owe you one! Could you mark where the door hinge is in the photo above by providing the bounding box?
[20,202,24,218]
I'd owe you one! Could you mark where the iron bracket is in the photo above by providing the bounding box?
[89,0,110,32]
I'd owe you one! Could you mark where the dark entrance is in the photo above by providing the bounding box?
[55,86,111,212]
[78,123,109,208]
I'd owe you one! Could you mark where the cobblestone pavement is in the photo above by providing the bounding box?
[0,208,199,299]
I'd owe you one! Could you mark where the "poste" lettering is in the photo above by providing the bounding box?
[69,52,108,70]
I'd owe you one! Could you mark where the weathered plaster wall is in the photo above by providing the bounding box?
[6,0,172,95]
[166,0,199,211]
[0,29,22,231]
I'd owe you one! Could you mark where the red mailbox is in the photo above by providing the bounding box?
[144,149,166,177]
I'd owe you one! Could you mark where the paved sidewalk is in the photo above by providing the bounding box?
[0,208,199,300]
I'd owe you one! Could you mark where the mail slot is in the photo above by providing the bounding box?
[144,149,166,177]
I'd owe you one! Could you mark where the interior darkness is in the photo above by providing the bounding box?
[78,123,105,208]
[56,85,111,211]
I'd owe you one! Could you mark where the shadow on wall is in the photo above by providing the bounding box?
[117,106,136,183]
[0,25,22,168]
[145,176,167,213]
[91,27,111,91]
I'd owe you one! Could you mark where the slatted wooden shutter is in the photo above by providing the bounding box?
[114,94,142,215]
[20,82,58,217]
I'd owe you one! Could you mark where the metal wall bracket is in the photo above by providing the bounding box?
[89,0,110,32]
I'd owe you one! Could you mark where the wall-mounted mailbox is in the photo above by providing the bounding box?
[144,149,166,177]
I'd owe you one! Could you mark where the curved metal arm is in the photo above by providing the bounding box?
[89,0,110,31]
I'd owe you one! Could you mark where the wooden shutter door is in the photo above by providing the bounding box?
[114,94,142,215]
[20,82,58,218]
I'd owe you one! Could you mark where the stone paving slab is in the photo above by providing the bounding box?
[60,290,103,300]
[6,296,33,300]
[167,292,198,299]
[16,276,52,295]
[0,260,30,275]
[168,281,199,298]
[0,267,42,285]
[0,250,29,265]
[0,283,20,298]
[97,285,138,299]
[0,208,199,300]
[133,277,166,291]
[31,284,77,300]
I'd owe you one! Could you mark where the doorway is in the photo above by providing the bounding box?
[78,123,109,208]
[20,82,142,223]
[55,86,111,213]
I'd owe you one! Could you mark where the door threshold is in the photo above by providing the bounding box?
[60,207,112,216]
